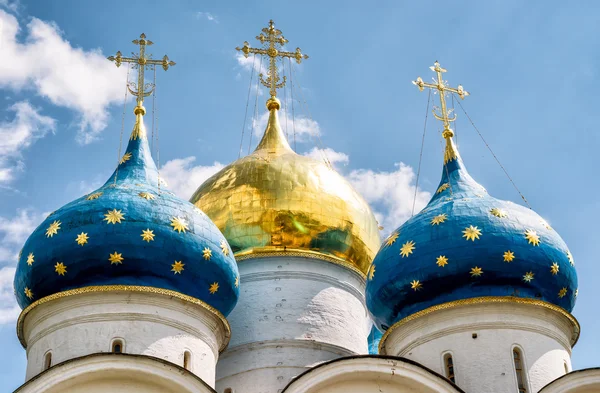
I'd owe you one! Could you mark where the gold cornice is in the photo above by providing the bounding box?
[378,296,580,354]
[17,285,231,351]
[234,247,367,279]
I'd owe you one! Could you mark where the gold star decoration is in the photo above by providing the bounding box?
[138,192,155,200]
[566,251,574,266]
[220,240,229,256]
[503,250,515,263]
[202,247,212,261]
[437,183,450,194]
[575,288,578,297]
[46,220,61,237]
[524,229,540,246]
[26,253,34,266]
[400,240,416,258]
[104,209,125,224]
[54,262,67,276]
[550,262,559,275]
[170,216,188,233]
[75,232,89,246]
[109,252,124,265]
[171,261,185,274]
[540,219,552,230]
[86,192,103,201]
[470,266,483,277]
[234,276,239,288]
[141,229,155,242]
[558,287,568,298]
[490,208,508,218]
[119,152,132,165]
[385,232,399,246]
[463,225,482,241]
[436,255,449,267]
[523,271,534,283]
[24,287,33,300]
[410,280,423,291]
[209,281,219,294]
[431,214,448,226]
[367,264,376,280]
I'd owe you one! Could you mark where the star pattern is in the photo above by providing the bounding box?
[86,192,102,201]
[141,229,155,242]
[503,250,515,263]
[24,287,33,300]
[470,266,483,277]
[109,252,124,265]
[75,232,89,246]
[104,209,125,224]
[26,253,34,266]
[463,225,482,241]
[567,251,574,266]
[235,276,239,288]
[400,241,415,258]
[138,192,155,200]
[385,232,399,246]
[119,152,132,165]
[437,183,450,194]
[220,240,229,256]
[540,219,552,230]
[209,282,219,294]
[410,280,422,291]
[436,255,448,267]
[367,264,376,280]
[490,208,508,218]
[54,262,67,276]
[524,229,540,246]
[523,271,534,283]
[203,247,212,260]
[431,214,448,226]
[550,262,559,275]
[558,287,567,298]
[171,261,185,274]
[575,289,578,297]
[170,217,188,233]
[46,220,61,237]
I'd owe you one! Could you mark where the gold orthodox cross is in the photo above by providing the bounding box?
[413,61,468,138]
[236,20,308,98]
[108,33,176,107]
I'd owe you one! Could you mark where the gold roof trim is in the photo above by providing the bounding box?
[235,247,367,278]
[255,97,293,153]
[17,285,231,351]
[378,296,580,354]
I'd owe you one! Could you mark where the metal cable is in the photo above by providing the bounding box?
[282,58,289,140]
[248,56,263,154]
[113,63,131,185]
[411,90,431,216]
[289,58,297,151]
[238,55,257,159]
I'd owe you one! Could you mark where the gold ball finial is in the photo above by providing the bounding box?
[442,128,454,139]
[266,96,281,111]
[134,105,146,116]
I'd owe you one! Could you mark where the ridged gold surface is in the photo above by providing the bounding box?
[190,101,381,274]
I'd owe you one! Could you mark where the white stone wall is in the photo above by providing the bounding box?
[382,300,578,393]
[216,255,371,393]
[539,368,600,393]
[20,290,229,387]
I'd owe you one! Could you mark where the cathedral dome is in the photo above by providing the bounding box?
[190,98,381,274]
[366,134,578,331]
[14,105,239,316]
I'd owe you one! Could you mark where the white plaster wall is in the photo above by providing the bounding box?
[539,368,600,393]
[15,353,215,393]
[21,290,229,387]
[216,256,371,393]
[382,301,578,393]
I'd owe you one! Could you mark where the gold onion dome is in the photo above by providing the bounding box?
[190,97,381,274]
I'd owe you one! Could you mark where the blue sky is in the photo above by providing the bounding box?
[1,0,599,390]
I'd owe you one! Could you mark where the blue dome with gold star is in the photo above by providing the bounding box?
[365,135,577,331]
[14,105,239,317]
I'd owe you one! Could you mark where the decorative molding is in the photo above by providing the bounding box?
[220,339,357,359]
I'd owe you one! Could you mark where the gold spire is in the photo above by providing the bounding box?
[254,97,293,153]
[413,61,469,163]
[236,20,308,98]
[108,33,176,110]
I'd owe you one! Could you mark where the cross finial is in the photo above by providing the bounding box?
[236,20,308,99]
[108,33,176,108]
[412,61,469,140]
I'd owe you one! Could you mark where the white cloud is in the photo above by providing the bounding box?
[196,12,218,23]
[303,146,349,170]
[0,101,56,183]
[251,108,320,141]
[0,267,19,324]
[0,0,18,12]
[0,10,127,143]
[160,157,225,199]
[347,163,431,235]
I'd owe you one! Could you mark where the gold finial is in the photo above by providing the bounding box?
[236,20,308,99]
[108,33,176,108]
[413,61,469,163]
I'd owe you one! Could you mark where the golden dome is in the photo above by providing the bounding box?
[190,97,381,274]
